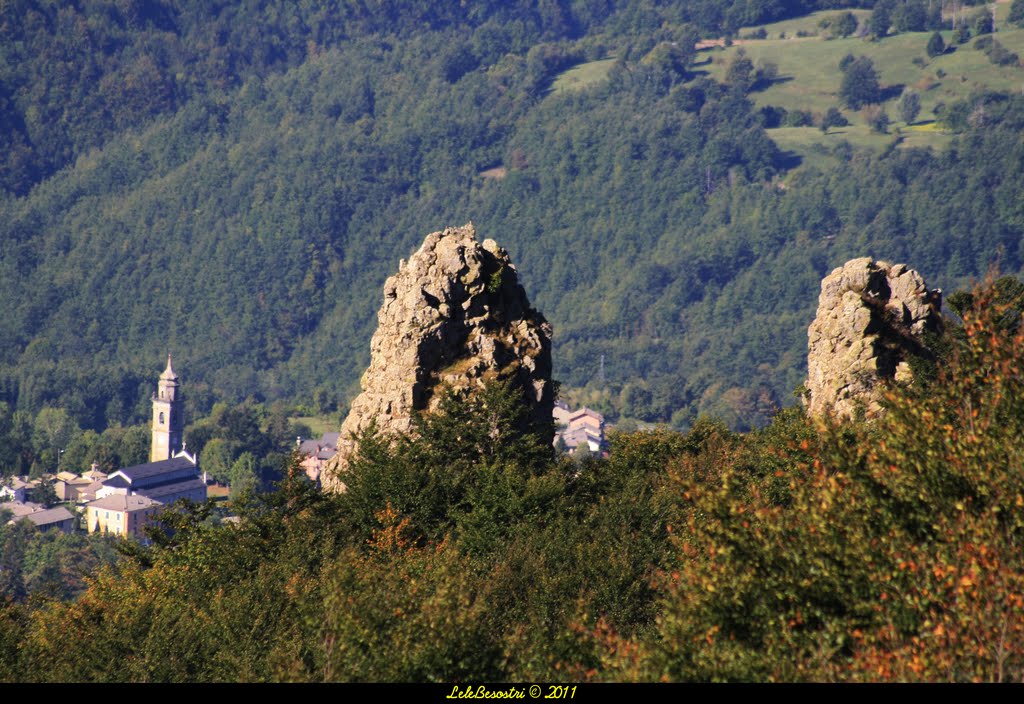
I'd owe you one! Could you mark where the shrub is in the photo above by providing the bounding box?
[820,11,858,39]
[863,105,890,133]
[1011,0,1024,27]
[973,9,994,36]
[986,40,1020,67]
[898,90,921,125]
[820,107,849,133]
[783,109,814,127]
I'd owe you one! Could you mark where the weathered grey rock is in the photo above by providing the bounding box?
[806,257,942,419]
[323,223,554,491]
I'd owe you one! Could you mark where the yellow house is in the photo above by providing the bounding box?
[86,494,161,537]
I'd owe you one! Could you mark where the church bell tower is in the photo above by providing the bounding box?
[151,354,184,462]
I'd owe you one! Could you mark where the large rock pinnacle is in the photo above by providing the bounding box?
[322,223,554,491]
[806,257,943,419]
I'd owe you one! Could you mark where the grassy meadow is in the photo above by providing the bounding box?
[549,57,618,95]
[698,8,1024,167]
[547,7,1024,171]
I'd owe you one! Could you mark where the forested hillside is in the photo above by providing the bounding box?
[7,2,1024,683]
[5,291,1024,681]
[3,0,1024,435]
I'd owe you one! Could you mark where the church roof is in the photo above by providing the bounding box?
[160,354,178,382]
[114,456,197,484]
[102,475,131,489]
[137,478,206,501]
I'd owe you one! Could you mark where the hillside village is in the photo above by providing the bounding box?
[2,351,607,536]
[1,357,205,539]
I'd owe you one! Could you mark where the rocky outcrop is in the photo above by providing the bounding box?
[806,257,943,419]
[322,223,554,492]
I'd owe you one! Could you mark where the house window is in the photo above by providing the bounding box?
[159,412,165,424]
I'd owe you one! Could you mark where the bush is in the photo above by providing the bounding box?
[753,60,778,89]
[820,11,858,39]
[783,109,814,127]
[973,9,994,36]
[820,106,849,133]
[1011,0,1024,26]
[986,40,1020,67]
[898,90,921,125]
[760,105,787,128]
[863,105,890,133]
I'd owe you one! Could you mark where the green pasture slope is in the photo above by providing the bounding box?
[700,7,1024,167]
[549,57,618,95]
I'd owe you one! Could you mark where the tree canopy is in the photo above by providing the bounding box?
[839,56,881,110]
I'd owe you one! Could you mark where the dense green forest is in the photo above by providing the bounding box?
[9,0,1023,436]
[0,0,870,198]
[5,1,1024,683]
[3,288,1024,682]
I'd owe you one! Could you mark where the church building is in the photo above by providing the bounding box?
[86,356,206,536]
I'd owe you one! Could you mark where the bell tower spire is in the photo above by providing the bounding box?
[151,353,184,461]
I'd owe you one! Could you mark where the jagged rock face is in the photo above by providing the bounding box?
[806,257,943,419]
[323,223,554,491]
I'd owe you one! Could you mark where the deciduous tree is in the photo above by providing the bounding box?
[840,56,881,109]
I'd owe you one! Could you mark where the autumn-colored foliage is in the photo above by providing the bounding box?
[585,282,1024,682]
[7,288,1024,681]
